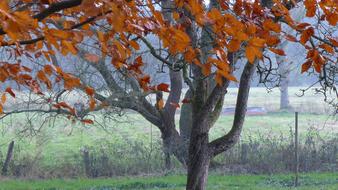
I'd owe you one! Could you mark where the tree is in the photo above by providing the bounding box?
[0,0,337,190]
[276,6,305,110]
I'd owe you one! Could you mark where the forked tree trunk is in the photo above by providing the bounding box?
[186,61,256,190]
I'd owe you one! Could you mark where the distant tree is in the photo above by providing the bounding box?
[0,1,337,190]
[276,7,305,110]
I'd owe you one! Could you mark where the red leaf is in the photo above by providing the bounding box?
[85,86,95,96]
[89,97,96,111]
[328,37,338,47]
[170,102,180,108]
[301,60,312,73]
[269,48,286,56]
[81,119,94,124]
[156,83,170,92]
[285,34,297,42]
[5,87,15,98]
[84,53,100,63]
[182,98,191,104]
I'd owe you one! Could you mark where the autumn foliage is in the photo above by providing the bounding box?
[0,0,337,119]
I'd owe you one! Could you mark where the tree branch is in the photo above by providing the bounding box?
[209,61,257,157]
[0,0,83,35]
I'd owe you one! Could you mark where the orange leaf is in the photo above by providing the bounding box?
[269,48,286,56]
[304,0,316,17]
[49,29,71,40]
[89,97,95,111]
[296,23,311,30]
[285,34,297,42]
[300,27,314,44]
[215,72,223,86]
[129,40,140,50]
[266,35,280,46]
[84,53,100,63]
[44,65,54,76]
[63,74,81,90]
[326,13,338,26]
[62,41,77,55]
[249,37,266,48]
[157,99,164,110]
[19,74,32,80]
[173,12,180,20]
[328,38,338,47]
[217,70,238,82]
[313,62,321,73]
[1,94,6,104]
[245,46,259,63]
[202,63,212,76]
[37,70,51,89]
[319,44,334,54]
[227,39,241,52]
[263,19,281,33]
[97,31,105,42]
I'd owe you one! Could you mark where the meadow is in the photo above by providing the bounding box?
[0,87,336,189]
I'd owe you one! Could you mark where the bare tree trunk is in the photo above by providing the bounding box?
[161,122,188,167]
[179,89,193,142]
[2,141,14,176]
[186,123,210,190]
[164,152,171,170]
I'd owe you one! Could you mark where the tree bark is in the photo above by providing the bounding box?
[179,89,193,142]
[209,61,257,157]
[186,122,210,190]
[160,117,188,167]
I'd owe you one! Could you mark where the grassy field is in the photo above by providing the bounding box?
[0,112,336,168]
[0,87,336,181]
[0,172,337,190]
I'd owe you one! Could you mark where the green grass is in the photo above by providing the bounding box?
[0,172,337,190]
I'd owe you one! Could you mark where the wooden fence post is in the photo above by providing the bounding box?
[82,148,91,177]
[2,141,15,176]
[294,112,299,187]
